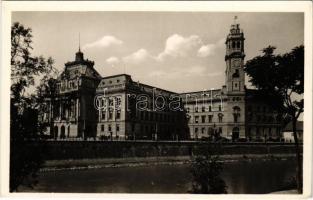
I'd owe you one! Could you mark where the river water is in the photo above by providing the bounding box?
[20,159,297,194]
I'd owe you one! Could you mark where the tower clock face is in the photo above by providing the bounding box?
[232,59,241,68]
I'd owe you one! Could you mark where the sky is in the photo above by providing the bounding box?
[12,12,304,93]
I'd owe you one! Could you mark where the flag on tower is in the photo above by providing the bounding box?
[234,16,238,24]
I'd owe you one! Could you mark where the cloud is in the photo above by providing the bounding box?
[106,56,120,66]
[83,35,123,50]
[123,48,152,64]
[157,34,202,61]
[197,38,225,57]
[197,44,216,57]
[188,65,207,75]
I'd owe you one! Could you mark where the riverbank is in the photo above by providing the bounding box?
[41,153,297,172]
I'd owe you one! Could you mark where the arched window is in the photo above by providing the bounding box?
[218,113,224,123]
[232,69,240,78]
[232,41,236,48]
[233,106,241,112]
[233,106,241,123]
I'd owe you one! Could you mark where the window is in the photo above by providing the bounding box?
[208,115,213,123]
[208,127,214,136]
[101,124,104,132]
[277,127,281,137]
[232,69,239,78]
[140,111,144,120]
[236,41,240,48]
[219,127,222,134]
[233,106,241,123]
[195,107,198,112]
[218,105,222,111]
[109,109,113,119]
[218,113,223,123]
[232,41,235,48]
[109,98,114,106]
[247,127,251,138]
[116,97,121,109]
[195,116,199,123]
[117,79,120,83]
[209,106,212,112]
[201,115,206,123]
[101,99,105,107]
[256,127,260,138]
[202,107,205,112]
[195,128,198,133]
[116,110,121,119]
[132,124,135,132]
[234,114,239,123]
[108,125,112,132]
[149,112,153,121]
[116,124,120,132]
[186,107,190,113]
[101,111,106,120]
[187,115,191,122]
[201,127,205,134]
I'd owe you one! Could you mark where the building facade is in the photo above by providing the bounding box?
[41,22,283,141]
[180,23,283,141]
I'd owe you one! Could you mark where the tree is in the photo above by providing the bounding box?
[10,22,55,192]
[244,45,304,193]
[190,154,227,194]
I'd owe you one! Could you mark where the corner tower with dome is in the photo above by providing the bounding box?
[44,48,101,139]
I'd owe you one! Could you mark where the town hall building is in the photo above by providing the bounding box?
[40,22,283,141]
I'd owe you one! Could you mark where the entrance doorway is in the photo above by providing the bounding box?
[60,125,65,139]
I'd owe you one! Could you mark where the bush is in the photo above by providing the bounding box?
[190,154,227,194]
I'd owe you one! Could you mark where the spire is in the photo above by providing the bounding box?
[78,32,81,52]
[75,33,84,62]
[75,34,84,62]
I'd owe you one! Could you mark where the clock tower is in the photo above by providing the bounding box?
[224,19,246,140]
[225,21,245,93]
